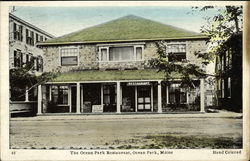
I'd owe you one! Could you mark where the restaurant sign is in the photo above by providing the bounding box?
[127,82,151,86]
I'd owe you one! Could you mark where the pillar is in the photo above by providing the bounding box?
[116,81,121,113]
[68,86,72,113]
[166,85,169,104]
[101,84,103,107]
[25,86,29,102]
[157,80,162,113]
[151,84,153,112]
[37,85,42,115]
[200,78,205,113]
[135,86,138,112]
[76,82,81,114]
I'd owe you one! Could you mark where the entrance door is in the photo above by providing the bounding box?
[71,86,76,113]
[137,86,151,111]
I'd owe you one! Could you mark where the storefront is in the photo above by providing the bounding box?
[37,79,205,114]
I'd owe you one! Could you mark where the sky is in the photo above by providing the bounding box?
[10,6,220,37]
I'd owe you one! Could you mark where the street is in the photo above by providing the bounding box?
[10,115,242,149]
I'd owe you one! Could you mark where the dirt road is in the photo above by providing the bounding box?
[10,117,242,149]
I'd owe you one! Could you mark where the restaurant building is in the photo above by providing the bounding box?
[37,15,209,114]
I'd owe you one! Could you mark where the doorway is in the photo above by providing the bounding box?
[137,86,151,111]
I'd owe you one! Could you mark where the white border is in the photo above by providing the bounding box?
[1,1,249,161]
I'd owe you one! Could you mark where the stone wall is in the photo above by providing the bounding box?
[42,40,208,73]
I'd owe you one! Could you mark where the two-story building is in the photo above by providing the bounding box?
[37,15,209,114]
[215,33,242,112]
[9,13,54,115]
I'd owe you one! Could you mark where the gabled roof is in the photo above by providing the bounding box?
[40,15,208,45]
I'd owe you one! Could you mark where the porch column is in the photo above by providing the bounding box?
[68,86,72,113]
[151,84,153,112]
[101,84,103,107]
[200,78,205,113]
[116,81,121,113]
[135,86,138,112]
[25,86,29,102]
[37,85,42,115]
[166,85,169,104]
[76,82,81,114]
[157,80,162,113]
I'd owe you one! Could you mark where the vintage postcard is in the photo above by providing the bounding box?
[0,1,249,161]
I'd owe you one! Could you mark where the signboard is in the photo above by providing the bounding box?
[127,82,150,86]
[92,105,103,113]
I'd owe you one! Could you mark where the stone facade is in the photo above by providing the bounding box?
[42,39,207,73]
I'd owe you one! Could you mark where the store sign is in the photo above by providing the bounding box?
[92,105,103,113]
[127,82,150,86]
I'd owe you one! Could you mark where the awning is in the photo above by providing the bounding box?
[50,69,183,82]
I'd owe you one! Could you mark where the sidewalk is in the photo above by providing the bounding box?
[11,110,242,121]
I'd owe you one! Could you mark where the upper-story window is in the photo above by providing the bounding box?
[14,50,23,68]
[13,23,23,41]
[39,35,43,42]
[166,44,186,62]
[26,29,34,46]
[99,45,143,62]
[60,47,79,66]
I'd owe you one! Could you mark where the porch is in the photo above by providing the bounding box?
[37,79,206,115]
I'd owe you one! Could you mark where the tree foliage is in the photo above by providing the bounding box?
[10,65,57,100]
[150,5,243,87]
[194,6,242,52]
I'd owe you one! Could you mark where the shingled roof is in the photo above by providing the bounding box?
[40,15,207,45]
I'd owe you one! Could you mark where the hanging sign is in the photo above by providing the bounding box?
[127,82,150,86]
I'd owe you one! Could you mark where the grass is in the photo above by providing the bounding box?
[44,15,206,44]
[115,135,242,149]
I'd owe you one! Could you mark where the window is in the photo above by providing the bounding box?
[99,45,143,62]
[227,77,231,98]
[37,56,43,72]
[109,46,134,61]
[14,50,23,67]
[39,35,43,42]
[36,33,39,43]
[26,29,34,45]
[169,83,187,104]
[167,44,186,62]
[103,85,116,105]
[51,85,68,104]
[60,48,79,66]
[221,79,225,98]
[13,23,23,41]
[221,55,225,71]
[228,49,232,68]
[100,48,108,61]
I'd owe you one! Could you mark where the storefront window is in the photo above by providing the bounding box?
[51,85,68,104]
[169,83,187,104]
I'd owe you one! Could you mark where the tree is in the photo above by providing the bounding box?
[10,61,57,101]
[195,6,242,52]
[150,6,243,87]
